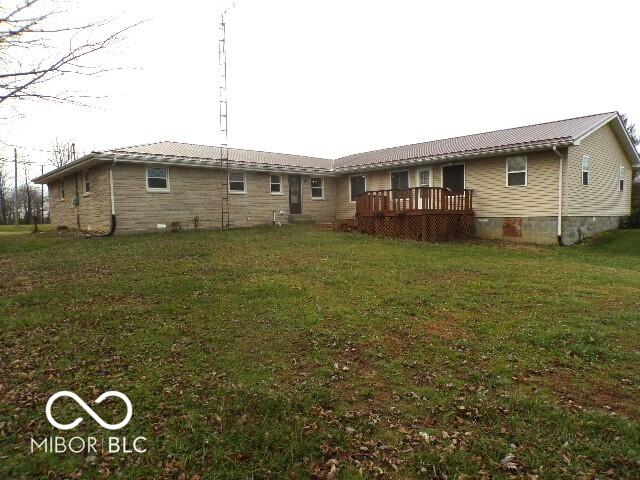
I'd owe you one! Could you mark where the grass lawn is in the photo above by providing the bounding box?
[0,224,54,236]
[1,226,639,479]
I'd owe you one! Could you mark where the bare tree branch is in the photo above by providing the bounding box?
[0,0,140,109]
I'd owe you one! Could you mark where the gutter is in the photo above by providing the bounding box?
[552,146,564,245]
[335,140,575,173]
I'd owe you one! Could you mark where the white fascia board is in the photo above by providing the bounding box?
[94,154,338,176]
[573,113,640,167]
[334,141,573,173]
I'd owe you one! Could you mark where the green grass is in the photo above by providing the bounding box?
[0,224,54,235]
[1,227,639,479]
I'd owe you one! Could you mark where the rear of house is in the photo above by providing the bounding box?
[34,112,639,244]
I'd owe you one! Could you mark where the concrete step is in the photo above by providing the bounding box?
[289,214,315,225]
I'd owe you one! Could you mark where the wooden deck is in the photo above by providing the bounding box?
[355,187,474,242]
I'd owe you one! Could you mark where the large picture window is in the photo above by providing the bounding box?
[146,167,169,190]
[506,155,527,187]
[349,175,366,202]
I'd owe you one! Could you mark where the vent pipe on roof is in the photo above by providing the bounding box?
[553,146,564,245]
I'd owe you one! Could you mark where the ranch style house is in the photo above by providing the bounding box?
[34,112,640,245]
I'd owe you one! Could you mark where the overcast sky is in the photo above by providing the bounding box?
[2,0,640,180]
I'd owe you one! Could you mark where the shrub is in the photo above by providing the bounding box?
[622,207,640,229]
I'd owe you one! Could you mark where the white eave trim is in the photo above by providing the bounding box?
[86,153,338,176]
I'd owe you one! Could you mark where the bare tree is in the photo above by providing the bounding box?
[49,138,75,168]
[22,160,32,223]
[620,113,639,147]
[0,0,138,108]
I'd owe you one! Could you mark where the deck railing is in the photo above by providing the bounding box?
[355,187,473,216]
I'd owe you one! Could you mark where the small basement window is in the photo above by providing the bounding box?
[83,171,91,194]
[619,166,625,192]
[229,172,246,193]
[582,155,590,186]
[59,179,65,199]
[311,177,324,199]
[506,155,527,186]
[147,167,169,190]
[270,175,282,194]
[350,175,366,202]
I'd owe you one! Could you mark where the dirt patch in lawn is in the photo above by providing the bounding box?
[535,368,640,419]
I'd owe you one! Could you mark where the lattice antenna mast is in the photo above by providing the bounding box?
[219,11,230,229]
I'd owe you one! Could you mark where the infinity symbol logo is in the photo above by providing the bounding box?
[45,391,133,431]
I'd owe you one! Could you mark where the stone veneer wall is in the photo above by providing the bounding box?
[474,216,623,245]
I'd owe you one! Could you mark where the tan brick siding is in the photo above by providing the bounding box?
[108,164,335,232]
[565,123,633,216]
[47,164,112,232]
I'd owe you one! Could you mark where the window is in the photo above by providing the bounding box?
[417,168,431,187]
[506,155,527,187]
[311,177,324,199]
[350,175,366,202]
[582,155,590,186]
[391,170,409,190]
[83,171,91,194]
[146,167,169,190]
[229,172,246,193]
[59,179,65,199]
[619,166,625,192]
[270,175,282,194]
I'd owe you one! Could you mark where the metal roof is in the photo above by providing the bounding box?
[33,112,639,184]
[334,112,618,170]
[106,141,334,171]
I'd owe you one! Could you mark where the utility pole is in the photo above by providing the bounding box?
[14,148,18,225]
[41,165,44,223]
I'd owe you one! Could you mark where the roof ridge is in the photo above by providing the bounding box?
[337,111,617,160]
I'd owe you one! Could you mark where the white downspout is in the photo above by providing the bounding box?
[109,160,116,215]
[553,146,563,245]
[106,158,118,236]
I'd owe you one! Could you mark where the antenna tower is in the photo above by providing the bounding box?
[219,12,230,229]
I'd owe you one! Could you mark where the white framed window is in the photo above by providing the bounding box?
[416,167,432,187]
[506,155,527,187]
[270,175,282,194]
[390,170,409,190]
[619,166,625,192]
[582,155,590,186]
[83,171,91,194]
[349,175,366,202]
[146,166,169,191]
[311,177,324,199]
[59,179,65,200]
[229,171,246,193]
